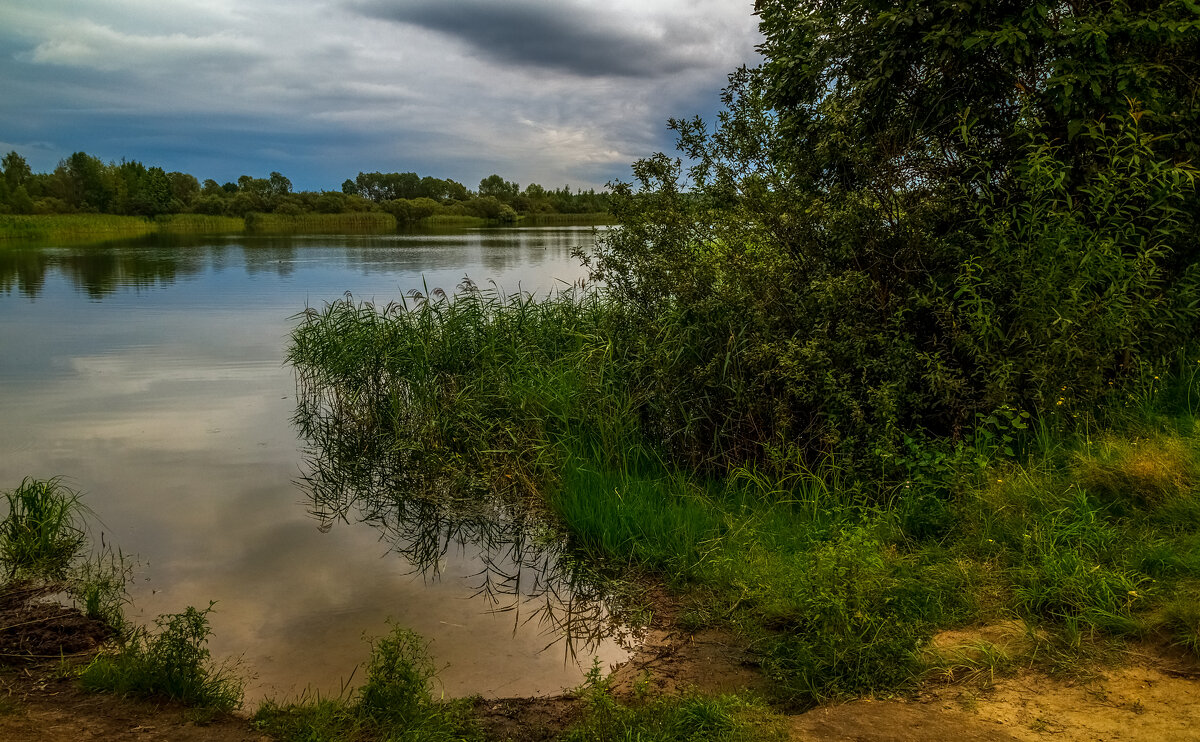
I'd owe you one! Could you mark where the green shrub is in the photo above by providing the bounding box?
[0,477,87,580]
[254,623,479,741]
[79,603,243,713]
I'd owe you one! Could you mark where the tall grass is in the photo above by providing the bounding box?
[0,215,157,242]
[254,624,479,741]
[154,214,243,234]
[565,662,785,741]
[244,211,396,234]
[0,477,88,580]
[289,286,1200,706]
[520,212,614,226]
[79,603,243,714]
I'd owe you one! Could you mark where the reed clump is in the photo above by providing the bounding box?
[0,215,157,242]
[154,214,243,234]
[79,602,243,714]
[254,623,480,741]
[290,278,1200,706]
[0,477,87,580]
[244,211,396,234]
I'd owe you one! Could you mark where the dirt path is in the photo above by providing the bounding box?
[3,583,1199,741]
[0,671,264,742]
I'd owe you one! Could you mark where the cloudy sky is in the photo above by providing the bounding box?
[0,1,762,192]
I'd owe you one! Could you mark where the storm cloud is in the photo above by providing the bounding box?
[0,0,761,191]
[353,0,713,78]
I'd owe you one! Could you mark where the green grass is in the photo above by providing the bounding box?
[419,214,489,227]
[519,212,614,226]
[253,623,480,741]
[0,477,88,581]
[78,603,243,715]
[154,214,244,234]
[563,662,786,742]
[289,289,1200,707]
[244,211,396,234]
[0,215,158,242]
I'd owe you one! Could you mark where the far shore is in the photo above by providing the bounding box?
[0,212,614,243]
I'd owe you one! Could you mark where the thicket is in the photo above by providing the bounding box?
[589,0,1200,471]
[288,0,1200,707]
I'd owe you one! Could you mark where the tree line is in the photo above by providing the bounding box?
[0,151,610,223]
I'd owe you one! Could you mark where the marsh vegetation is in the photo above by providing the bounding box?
[287,0,1200,714]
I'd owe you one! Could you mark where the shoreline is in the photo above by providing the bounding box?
[3,580,1200,741]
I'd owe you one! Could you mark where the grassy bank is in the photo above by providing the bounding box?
[0,212,609,243]
[290,288,1200,708]
[520,212,613,226]
[154,214,244,234]
[244,211,397,234]
[0,214,159,242]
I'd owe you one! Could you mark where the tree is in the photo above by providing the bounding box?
[592,1,1200,468]
[131,167,172,215]
[168,172,200,207]
[2,151,31,191]
[268,171,292,198]
[478,174,519,203]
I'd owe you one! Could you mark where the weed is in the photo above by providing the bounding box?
[254,623,479,741]
[79,602,243,713]
[564,664,785,741]
[68,547,134,633]
[1076,436,1198,507]
[0,477,87,581]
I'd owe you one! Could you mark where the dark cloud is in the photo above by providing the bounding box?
[352,0,706,78]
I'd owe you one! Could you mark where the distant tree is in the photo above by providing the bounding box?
[2,151,32,190]
[268,171,292,197]
[7,186,33,215]
[131,167,172,215]
[59,152,112,211]
[444,179,470,202]
[478,174,519,203]
[315,191,348,214]
[167,172,200,207]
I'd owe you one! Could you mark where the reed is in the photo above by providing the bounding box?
[244,211,396,234]
[154,214,243,234]
[288,284,1200,705]
[0,215,157,242]
[0,477,88,580]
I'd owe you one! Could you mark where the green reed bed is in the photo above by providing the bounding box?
[154,214,243,233]
[520,212,614,226]
[244,211,396,234]
[289,289,1200,707]
[0,477,88,580]
[0,214,157,242]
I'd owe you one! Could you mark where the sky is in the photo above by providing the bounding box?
[0,1,763,192]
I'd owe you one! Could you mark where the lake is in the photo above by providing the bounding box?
[0,227,629,701]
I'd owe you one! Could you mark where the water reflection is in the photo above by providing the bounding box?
[0,227,614,700]
[0,228,602,299]
[293,368,623,661]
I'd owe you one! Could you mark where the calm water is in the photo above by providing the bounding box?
[0,227,628,701]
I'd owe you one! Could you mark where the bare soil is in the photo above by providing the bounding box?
[3,583,1199,741]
